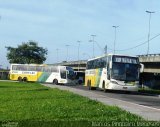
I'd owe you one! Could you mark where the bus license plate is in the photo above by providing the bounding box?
[123,87,127,89]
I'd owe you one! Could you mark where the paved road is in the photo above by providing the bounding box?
[69,85,160,109]
[42,83,160,121]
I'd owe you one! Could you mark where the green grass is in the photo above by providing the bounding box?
[139,88,160,95]
[0,81,149,127]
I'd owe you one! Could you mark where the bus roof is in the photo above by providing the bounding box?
[10,64,67,68]
[10,63,46,66]
[87,53,138,61]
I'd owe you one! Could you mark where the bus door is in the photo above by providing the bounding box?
[60,67,67,79]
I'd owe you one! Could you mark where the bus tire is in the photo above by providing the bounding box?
[18,77,22,82]
[78,80,82,85]
[103,81,107,92]
[87,80,91,90]
[23,77,28,82]
[89,80,94,90]
[53,79,58,85]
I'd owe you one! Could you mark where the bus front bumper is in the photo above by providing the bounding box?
[107,82,138,91]
[59,79,76,85]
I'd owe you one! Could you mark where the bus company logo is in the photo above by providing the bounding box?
[12,71,18,74]
[89,70,95,75]
[22,71,36,75]
[85,70,95,75]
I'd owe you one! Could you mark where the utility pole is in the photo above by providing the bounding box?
[77,41,81,71]
[112,26,119,54]
[146,11,155,55]
[89,35,96,58]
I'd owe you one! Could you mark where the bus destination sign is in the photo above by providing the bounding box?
[113,56,138,64]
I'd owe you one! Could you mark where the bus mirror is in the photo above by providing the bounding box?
[140,64,144,73]
[109,61,112,69]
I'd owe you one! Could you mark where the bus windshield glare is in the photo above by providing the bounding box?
[111,62,139,81]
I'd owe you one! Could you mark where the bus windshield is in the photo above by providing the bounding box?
[111,62,139,81]
[66,67,75,80]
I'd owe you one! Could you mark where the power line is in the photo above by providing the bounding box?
[95,41,103,52]
[107,33,160,52]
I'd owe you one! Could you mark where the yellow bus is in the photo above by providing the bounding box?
[10,64,75,85]
[85,54,140,91]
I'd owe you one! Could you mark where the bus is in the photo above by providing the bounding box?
[74,71,85,84]
[85,54,140,91]
[9,64,75,85]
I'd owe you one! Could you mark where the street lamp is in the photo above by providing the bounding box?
[65,45,70,61]
[77,41,81,71]
[89,35,96,58]
[146,11,155,55]
[112,26,119,54]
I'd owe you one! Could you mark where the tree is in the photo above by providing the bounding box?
[6,41,48,64]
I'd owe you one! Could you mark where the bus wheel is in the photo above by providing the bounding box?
[18,77,22,82]
[103,81,107,92]
[89,80,93,90]
[78,80,82,85]
[23,77,28,82]
[53,79,58,85]
[87,80,91,90]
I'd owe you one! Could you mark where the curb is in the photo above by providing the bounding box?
[138,92,160,98]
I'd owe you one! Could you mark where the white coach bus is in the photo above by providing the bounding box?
[10,64,75,85]
[85,54,141,91]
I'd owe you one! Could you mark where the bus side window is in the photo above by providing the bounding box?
[60,68,66,79]
[19,65,26,71]
[12,65,17,70]
[28,66,36,71]
[36,66,43,72]
[107,63,110,80]
[102,57,107,67]
[51,66,58,72]
[44,66,50,72]
[87,61,93,69]
[93,59,97,68]
[99,58,106,68]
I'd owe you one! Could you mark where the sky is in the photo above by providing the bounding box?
[0,0,160,68]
